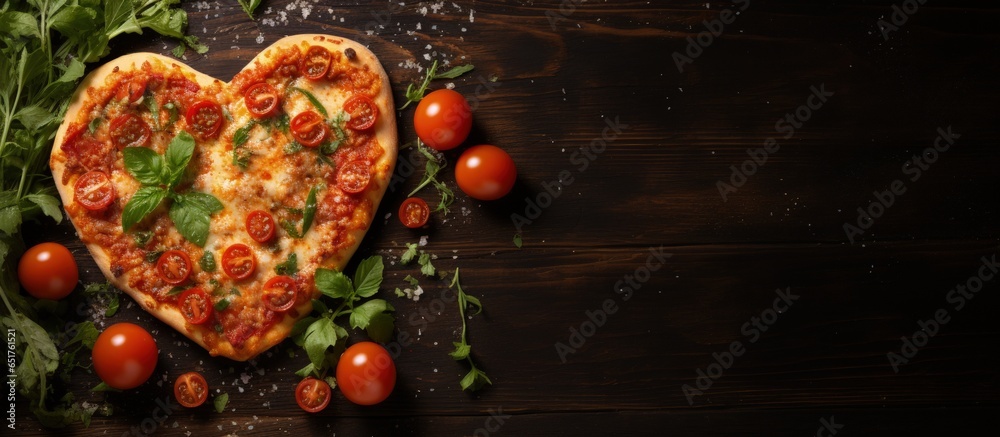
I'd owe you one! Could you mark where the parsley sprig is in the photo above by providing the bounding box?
[293,256,396,382]
[448,268,491,391]
[122,131,222,247]
[408,140,455,215]
[237,0,262,20]
[399,60,475,109]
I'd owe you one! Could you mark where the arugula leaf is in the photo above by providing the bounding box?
[399,60,475,109]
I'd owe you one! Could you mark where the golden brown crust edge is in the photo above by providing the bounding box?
[51,35,397,362]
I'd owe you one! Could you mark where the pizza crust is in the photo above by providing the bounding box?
[51,35,396,361]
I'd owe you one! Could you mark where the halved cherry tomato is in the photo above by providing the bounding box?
[344,95,378,130]
[156,250,192,285]
[18,242,78,300]
[246,210,276,243]
[336,341,396,405]
[455,144,517,201]
[337,160,371,194]
[222,244,256,280]
[244,82,281,118]
[110,113,151,149]
[185,100,224,139]
[178,288,212,325]
[300,46,332,81]
[290,111,328,147]
[295,377,331,413]
[92,323,158,390]
[74,170,115,211]
[414,89,472,151]
[117,75,148,104]
[262,276,297,312]
[399,197,430,229]
[174,371,209,408]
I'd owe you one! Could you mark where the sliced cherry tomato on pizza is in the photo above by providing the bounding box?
[295,377,331,413]
[110,113,151,148]
[344,95,378,130]
[119,75,148,104]
[336,341,396,405]
[455,144,518,201]
[244,82,281,118]
[337,160,371,194]
[300,46,332,81]
[178,288,213,325]
[185,100,224,139]
[222,243,256,280]
[414,89,472,151]
[73,170,115,211]
[92,323,158,390]
[17,242,79,301]
[399,197,430,229]
[290,111,328,147]
[246,210,276,243]
[156,250,192,285]
[174,371,209,408]
[262,276,297,312]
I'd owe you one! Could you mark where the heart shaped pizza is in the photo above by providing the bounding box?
[49,35,396,361]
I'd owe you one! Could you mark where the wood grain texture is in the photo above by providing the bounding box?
[14,0,1000,435]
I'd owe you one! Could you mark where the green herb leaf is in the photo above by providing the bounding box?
[400,243,418,265]
[132,231,153,247]
[123,146,165,186]
[275,253,298,275]
[214,393,229,413]
[237,0,263,19]
[353,256,384,298]
[289,87,328,118]
[280,219,302,238]
[460,367,492,392]
[403,275,419,287]
[349,299,393,330]
[143,92,160,130]
[449,342,471,360]
[164,131,196,187]
[214,299,230,312]
[105,295,120,317]
[169,199,212,247]
[182,191,224,214]
[122,186,167,231]
[233,121,255,148]
[200,251,216,272]
[23,193,62,223]
[303,318,338,368]
[365,312,395,343]
[418,252,436,277]
[302,186,318,236]
[315,269,353,299]
[91,382,121,393]
[513,234,522,249]
[398,60,475,109]
[88,117,102,134]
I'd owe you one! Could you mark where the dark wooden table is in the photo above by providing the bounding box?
[17,0,1000,435]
